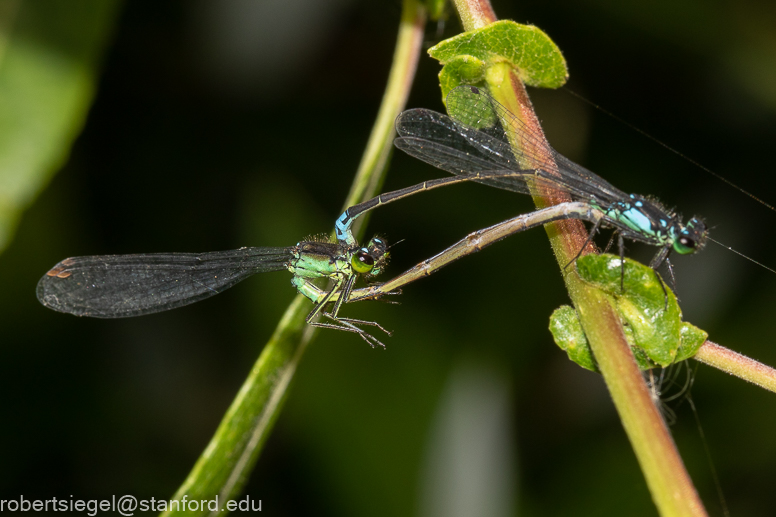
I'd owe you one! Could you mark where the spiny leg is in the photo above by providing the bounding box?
[305,275,343,321]
[564,216,604,270]
[329,314,392,336]
[328,272,356,320]
[304,275,365,335]
[603,230,618,254]
[664,256,677,292]
[309,318,386,348]
[618,233,626,293]
[649,246,672,309]
[651,270,669,311]
[306,274,390,348]
[326,273,392,336]
[320,311,389,348]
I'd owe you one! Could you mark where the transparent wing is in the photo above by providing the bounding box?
[37,247,293,318]
[394,135,526,194]
[395,86,630,207]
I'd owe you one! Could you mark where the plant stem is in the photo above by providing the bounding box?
[695,340,776,392]
[162,2,427,514]
[341,0,427,223]
[451,0,495,30]
[453,1,706,515]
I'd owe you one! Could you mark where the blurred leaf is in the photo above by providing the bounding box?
[429,20,568,97]
[425,0,446,21]
[0,0,120,253]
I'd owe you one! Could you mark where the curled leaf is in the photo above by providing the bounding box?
[429,20,568,96]
[551,254,709,370]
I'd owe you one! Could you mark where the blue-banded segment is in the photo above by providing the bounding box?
[590,193,707,260]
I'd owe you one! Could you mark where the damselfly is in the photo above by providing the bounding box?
[37,236,392,347]
[337,86,709,293]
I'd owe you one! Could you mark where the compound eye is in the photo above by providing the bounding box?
[351,249,375,274]
[673,235,697,254]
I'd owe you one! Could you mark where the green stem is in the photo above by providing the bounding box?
[695,340,776,393]
[161,2,426,514]
[341,0,427,220]
[454,2,706,515]
[450,0,496,31]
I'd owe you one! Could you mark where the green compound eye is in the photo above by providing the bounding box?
[672,217,707,255]
[351,248,375,274]
[673,235,696,255]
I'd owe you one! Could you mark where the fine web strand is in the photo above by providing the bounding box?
[708,237,776,274]
[563,87,776,212]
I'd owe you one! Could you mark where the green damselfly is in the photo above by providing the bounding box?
[37,236,392,347]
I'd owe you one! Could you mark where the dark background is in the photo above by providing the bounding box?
[3,0,776,515]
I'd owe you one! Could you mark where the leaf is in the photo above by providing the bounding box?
[676,323,707,362]
[428,20,568,96]
[0,0,120,254]
[551,303,658,371]
[551,254,709,370]
[576,254,682,367]
[438,55,486,96]
[549,305,598,372]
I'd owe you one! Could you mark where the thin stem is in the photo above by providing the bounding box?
[340,0,426,224]
[452,1,706,515]
[450,0,495,30]
[694,340,776,393]
[161,2,427,514]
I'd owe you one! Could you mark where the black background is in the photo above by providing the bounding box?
[3,1,776,515]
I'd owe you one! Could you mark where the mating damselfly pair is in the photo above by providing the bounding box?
[37,86,716,347]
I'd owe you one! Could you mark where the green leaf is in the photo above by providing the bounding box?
[437,55,487,97]
[576,254,682,367]
[428,20,568,97]
[549,305,598,372]
[550,303,658,372]
[676,322,708,362]
[551,254,709,370]
[0,0,120,254]
[550,254,708,370]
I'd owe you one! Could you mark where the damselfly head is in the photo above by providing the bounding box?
[672,216,708,255]
[351,236,390,277]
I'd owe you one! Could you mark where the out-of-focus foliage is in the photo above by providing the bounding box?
[3,1,776,516]
[0,0,120,253]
